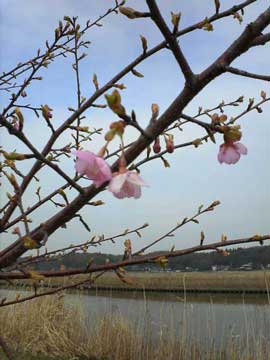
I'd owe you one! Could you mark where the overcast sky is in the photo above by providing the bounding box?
[0,0,269,256]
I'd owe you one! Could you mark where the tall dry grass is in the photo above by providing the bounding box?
[0,293,270,360]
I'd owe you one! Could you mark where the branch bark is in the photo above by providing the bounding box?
[146,0,195,84]
[225,66,270,81]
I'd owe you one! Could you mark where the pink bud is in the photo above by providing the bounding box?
[153,137,161,154]
[165,135,174,153]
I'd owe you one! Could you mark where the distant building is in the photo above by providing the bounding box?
[239,262,253,271]
[212,265,230,271]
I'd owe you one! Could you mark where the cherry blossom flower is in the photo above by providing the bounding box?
[218,141,247,165]
[73,150,112,187]
[109,170,147,199]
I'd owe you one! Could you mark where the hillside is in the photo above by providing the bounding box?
[29,244,270,272]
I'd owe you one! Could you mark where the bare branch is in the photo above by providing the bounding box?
[146,0,195,84]
[1,233,270,281]
[225,66,270,81]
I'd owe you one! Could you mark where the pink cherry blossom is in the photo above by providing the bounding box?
[73,150,112,187]
[109,171,147,199]
[218,142,247,165]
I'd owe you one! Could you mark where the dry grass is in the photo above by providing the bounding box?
[4,270,270,293]
[92,270,270,290]
[1,293,270,360]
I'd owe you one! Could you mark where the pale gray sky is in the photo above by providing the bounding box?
[0,0,269,255]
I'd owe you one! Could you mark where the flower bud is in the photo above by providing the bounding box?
[201,18,213,31]
[165,134,174,153]
[110,120,126,136]
[119,6,137,19]
[219,114,227,123]
[14,107,24,129]
[151,103,159,119]
[76,126,89,133]
[119,6,147,19]
[171,12,181,31]
[153,137,161,153]
[260,90,266,100]
[105,129,116,142]
[140,35,148,53]
[41,104,53,121]
[211,113,220,123]
[192,138,202,148]
[12,227,21,236]
[2,151,26,161]
[105,90,126,116]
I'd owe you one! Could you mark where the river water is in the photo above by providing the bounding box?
[71,290,270,345]
[1,288,270,348]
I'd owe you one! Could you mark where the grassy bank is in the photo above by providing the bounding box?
[93,270,270,290]
[4,270,270,292]
[1,293,270,360]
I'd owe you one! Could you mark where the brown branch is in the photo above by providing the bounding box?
[225,66,270,81]
[0,1,124,85]
[0,116,85,195]
[0,276,94,308]
[146,0,195,84]
[1,233,270,281]
[72,18,83,150]
[2,178,80,232]
[250,32,270,46]
[133,201,219,256]
[14,223,149,268]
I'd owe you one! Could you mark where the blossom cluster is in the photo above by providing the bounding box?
[73,150,147,199]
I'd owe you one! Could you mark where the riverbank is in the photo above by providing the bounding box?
[2,270,270,294]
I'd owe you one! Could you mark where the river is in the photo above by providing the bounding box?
[1,288,270,348]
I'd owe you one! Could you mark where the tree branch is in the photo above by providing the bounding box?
[146,0,195,84]
[225,66,270,81]
[1,233,270,281]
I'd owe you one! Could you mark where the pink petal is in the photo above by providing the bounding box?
[73,150,112,187]
[109,171,147,199]
[217,144,227,164]
[112,190,126,199]
[235,142,248,155]
[108,173,127,193]
[127,172,148,186]
[133,185,142,199]
[123,181,137,198]
[73,150,95,175]
[223,146,241,164]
